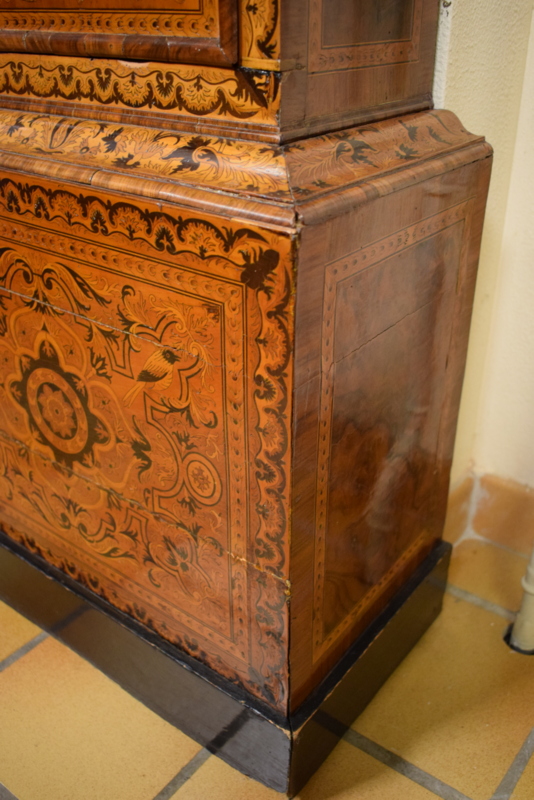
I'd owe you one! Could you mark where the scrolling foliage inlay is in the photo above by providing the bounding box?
[0,110,478,204]
[240,0,280,69]
[0,176,294,710]
[0,110,290,200]
[0,56,279,129]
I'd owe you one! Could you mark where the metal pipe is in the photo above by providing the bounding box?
[510,546,534,653]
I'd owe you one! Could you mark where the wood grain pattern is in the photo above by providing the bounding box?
[0,0,237,66]
[289,151,492,707]
[279,0,439,140]
[0,0,437,138]
[0,172,295,711]
[309,0,423,72]
[313,202,466,655]
[322,0,416,47]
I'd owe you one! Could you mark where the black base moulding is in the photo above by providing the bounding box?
[0,530,451,796]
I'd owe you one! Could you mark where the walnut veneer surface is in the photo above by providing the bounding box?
[0,0,491,730]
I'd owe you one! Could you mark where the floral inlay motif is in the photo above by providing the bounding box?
[10,340,110,468]
[37,383,77,439]
[0,55,279,130]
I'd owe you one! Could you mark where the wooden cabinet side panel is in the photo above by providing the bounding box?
[0,172,295,712]
[289,156,492,708]
[280,0,439,138]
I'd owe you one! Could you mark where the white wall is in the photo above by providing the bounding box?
[474,12,534,484]
[434,0,534,486]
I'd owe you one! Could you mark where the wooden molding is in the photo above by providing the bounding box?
[0,109,485,205]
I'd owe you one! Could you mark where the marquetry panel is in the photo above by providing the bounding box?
[0,109,479,206]
[0,55,280,137]
[0,174,294,711]
[309,0,424,73]
[240,0,280,71]
[0,0,237,66]
[0,110,290,201]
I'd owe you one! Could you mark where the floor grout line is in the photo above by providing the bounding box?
[452,472,482,550]
[453,527,530,561]
[489,727,534,800]
[0,602,87,676]
[149,709,250,798]
[0,631,49,673]
[344,729,474,800]
[0,782,20,800]
[445,582,515,621]
[474,535,530,561]
[151,749,211,800]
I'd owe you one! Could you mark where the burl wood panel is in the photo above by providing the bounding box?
[0,0,237,66]
[289,153,492,708]
[0,173,295,712]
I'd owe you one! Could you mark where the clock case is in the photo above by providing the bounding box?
[0,1,492,794]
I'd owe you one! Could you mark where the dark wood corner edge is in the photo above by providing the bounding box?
[287,539,451,794]
[219,0,239,65]
[0,530,450,795]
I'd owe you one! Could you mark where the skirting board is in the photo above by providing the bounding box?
[0,531,451,796]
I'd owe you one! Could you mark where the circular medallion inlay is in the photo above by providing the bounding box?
[184,454,221,505]
[10,339,109,468]
[26,368,89,454]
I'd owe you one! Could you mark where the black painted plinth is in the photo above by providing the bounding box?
[0,532,450,796]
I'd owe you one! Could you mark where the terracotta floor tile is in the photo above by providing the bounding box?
[510,747,534,799]
[448,539,527,612]
[0,599,41,662]
[443,476,474,545]
[0,636,201,800]
[352,594,534,800]
[296,740,439,800]
[172,741,437,800]
[473,474,534,556]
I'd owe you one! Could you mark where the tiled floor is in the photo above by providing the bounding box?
[1,505,533,799]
